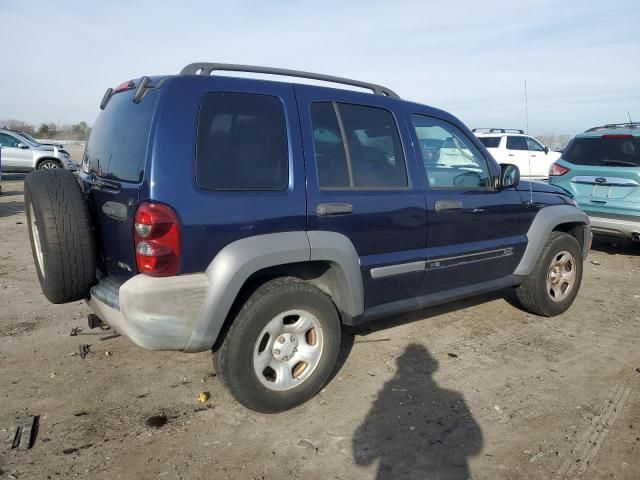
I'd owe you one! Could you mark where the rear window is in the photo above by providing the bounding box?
[84,89,158,182]
[478,137,500,148]
[563,137,640,167]
[196,92,289,191]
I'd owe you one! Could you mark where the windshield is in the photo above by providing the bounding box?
[563,136,640,167]
[19,132,41,145]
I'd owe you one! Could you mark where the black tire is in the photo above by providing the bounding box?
[516,231,583,316]
[214,277,341,413]
[37,159,62,170]
[24,169,96,304]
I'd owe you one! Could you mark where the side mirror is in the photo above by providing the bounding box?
[500,163,520,189]
[17,143,29,149]
[544,146,550,154]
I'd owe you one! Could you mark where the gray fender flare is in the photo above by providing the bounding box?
[513,204,590,276]
[184,231,363,352]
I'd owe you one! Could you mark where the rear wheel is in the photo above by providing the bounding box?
[24,169,96,303]
[214,277,341,413]
[516,231,583,316]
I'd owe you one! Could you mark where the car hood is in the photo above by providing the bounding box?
[516,180,571,197]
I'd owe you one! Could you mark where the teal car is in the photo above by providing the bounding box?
[549,123,640,243]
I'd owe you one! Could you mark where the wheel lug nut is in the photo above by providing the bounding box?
[273,349,281,355]
[283,356,288,361]
[278,336,285,343]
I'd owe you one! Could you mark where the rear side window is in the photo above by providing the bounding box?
[196,92,289,191]
[310,102,408,189]
[506,136,527,150]
[563,137,640,167]
[478,137,501,148]
[85,89,157,182]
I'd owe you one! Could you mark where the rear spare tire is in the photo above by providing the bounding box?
[24,169,96,303]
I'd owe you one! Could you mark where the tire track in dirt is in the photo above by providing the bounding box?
[556,381,632,478]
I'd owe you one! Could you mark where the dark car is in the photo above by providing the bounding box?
[24,63,591,412]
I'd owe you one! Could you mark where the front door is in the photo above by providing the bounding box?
[296,86,427,309]
[408,113,530,294]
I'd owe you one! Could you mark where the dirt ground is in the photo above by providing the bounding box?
[1,148,639,479]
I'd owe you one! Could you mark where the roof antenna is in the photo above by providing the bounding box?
[524,80,533,206]
[628,111,634,129]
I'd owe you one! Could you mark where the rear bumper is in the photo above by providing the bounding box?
[88,273,209,351]
[586,212,640,239]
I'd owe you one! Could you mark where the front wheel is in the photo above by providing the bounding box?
[214,277,341,413]
[516,231,584,316]
[37,159,61,170]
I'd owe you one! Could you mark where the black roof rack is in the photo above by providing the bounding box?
[472,128,524,134]
[585,122,639,133]
[180,62,401,99]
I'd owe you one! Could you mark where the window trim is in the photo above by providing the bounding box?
[310,100,411,191]
[194,91,291,192]
[410,113,496,192]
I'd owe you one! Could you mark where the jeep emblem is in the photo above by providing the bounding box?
[595,177,606,183]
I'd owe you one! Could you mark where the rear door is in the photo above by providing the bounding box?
[296,86,427,309]
[408,113,530,294]
[78,84,159,280]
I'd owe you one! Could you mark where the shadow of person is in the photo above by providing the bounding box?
[353,344,483,480]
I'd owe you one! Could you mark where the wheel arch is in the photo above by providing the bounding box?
[514,205,591,276]
[184,231,363,352]
[36,157,63,169]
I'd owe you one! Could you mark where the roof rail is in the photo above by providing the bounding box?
[585,122,640,133]
[180,62,401,99]
[472,128,524,134]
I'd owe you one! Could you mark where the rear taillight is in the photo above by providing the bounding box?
[602,134,633,139]
[549,163,570,176]
[134,203,181,276]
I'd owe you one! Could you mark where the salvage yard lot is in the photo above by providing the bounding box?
[1,162,639,478]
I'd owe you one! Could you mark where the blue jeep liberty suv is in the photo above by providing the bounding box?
[24,63,591,412]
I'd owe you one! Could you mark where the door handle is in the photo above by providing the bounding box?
[316,203,353,216]
[435,200,463,212]
[508,153,515,156]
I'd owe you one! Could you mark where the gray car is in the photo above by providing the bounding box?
[0,129,77,172]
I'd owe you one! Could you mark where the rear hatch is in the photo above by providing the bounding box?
[558,135,640,217]
[79,81,159,280]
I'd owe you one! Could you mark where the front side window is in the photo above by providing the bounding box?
[196,92,289,191]
[506,136,527,151]
[0,133,20,147]
[525,137,545,151]
[412,115,492,189]
[310,102,408,189]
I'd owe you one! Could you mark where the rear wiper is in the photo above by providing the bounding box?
[602,159,640,167]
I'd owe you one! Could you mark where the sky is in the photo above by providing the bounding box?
[1,0,638,134]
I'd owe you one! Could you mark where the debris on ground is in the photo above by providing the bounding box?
[145,415,168,428]
[197,392,211,403]
[529,451,545,462]
[590,260,601,266]
[447,352,459,358]
[70,326,79,336]
[48,373,57,378]
[298,439,318,453]
[79,344,91,359]
[104,351,112,356]
[6,416,38,450]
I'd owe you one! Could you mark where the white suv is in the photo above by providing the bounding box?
[473,129,560,179]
